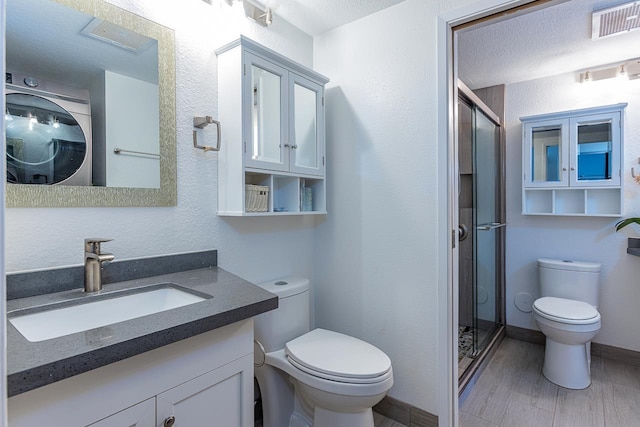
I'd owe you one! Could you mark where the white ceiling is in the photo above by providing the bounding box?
[264,0,406,36]
[457,0,640,89]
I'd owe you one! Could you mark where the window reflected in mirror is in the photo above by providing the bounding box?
[576,121,612,181]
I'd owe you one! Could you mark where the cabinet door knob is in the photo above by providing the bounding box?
[291,144,298,149]
[283,144,290,148]
[163,415,176,427]
[570,167,575,171]
[562,167,567,171]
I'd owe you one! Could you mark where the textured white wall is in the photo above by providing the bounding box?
[313,0,477,414]
[505,72,640,351]
[5,0,317,285]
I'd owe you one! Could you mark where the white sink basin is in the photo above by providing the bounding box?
[9,285,208,342]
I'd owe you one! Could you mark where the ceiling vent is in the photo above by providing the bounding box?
[592,1,640,40]
[81,18,154,53]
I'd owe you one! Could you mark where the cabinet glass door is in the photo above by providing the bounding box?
[570,113,620,187]
[244,53,288,172]
[289,74,324,176]
[524,118,568,187]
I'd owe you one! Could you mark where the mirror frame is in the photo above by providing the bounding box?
[6,0,177,207]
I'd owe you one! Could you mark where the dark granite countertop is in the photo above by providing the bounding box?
[628,238,640,257]
[7,266,277,397]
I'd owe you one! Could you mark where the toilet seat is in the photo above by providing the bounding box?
[285,329,392,384]
[533,297,600,325]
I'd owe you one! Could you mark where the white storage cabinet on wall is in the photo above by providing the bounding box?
[216,36,329,216]
[521,103,626,216]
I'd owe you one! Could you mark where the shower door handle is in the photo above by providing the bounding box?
[476,222,507,231]
[458,224,469,241]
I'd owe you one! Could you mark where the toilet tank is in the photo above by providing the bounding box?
[254,277,311,353]
[538,258,601,307]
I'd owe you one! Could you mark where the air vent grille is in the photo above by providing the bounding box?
[592,2,640,40]
[81,18,154,52]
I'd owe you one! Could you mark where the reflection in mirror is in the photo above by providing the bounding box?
[531,126,561,183]
[294,83,318,169]
[577,122,612,181]
[5,0,176,207]
[6,93,90,185]
[251,65,282,163]
[6,0,159,188]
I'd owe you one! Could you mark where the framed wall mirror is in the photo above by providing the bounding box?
[5,0,176,207]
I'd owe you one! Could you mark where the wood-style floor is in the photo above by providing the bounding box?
[374,411,408,427]
[460,337,640,426]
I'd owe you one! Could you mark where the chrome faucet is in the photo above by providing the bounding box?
[84,238,115,292]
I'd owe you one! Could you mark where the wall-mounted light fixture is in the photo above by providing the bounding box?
[242,0,273,27]
[618,64,628,80]
[222,0,272,27]
[581,58,640,83]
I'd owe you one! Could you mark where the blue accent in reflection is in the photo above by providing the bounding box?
[546,145,559,181]
[578,152,610,180]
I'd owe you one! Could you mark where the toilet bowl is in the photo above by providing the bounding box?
[533,297,601,389]
[254,278,393,427]
[533,259,601,390]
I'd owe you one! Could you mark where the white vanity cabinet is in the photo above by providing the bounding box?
[9,320,254,427]
[87,398,155,427]
[85,355,252,427]
[521,103,626,216]
[216,36,329,216]
[156,356,252,426]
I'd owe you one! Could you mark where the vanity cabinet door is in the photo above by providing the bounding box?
[156,354,253,427]
[243,52,289,173]
[87,398,155,427]
[289,73,324,176]
[523,118,569,188]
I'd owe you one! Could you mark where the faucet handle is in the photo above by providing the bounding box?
[85,238,113,254]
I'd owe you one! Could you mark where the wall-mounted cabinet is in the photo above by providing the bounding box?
[521,103,626,217]
[216,36,329,216]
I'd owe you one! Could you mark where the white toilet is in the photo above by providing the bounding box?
[254,277,393,427]
[532,258,601,389]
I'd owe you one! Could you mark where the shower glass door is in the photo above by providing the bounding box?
[472,107,501,355]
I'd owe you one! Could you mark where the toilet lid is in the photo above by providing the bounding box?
[285,329,392,382]
[533,297,600,324]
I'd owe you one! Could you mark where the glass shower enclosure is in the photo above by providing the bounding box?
[457,84,505,387]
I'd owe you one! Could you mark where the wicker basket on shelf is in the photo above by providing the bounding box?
[245,184,269,212]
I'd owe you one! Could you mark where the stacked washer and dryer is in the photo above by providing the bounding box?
[5,71,92,186]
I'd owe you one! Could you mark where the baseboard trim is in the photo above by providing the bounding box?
[505,325,545,344]
[506,324,640,366]
[592,342,640,367]
[373,395,438,427]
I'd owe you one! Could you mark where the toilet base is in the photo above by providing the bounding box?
[543,338,591,389]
